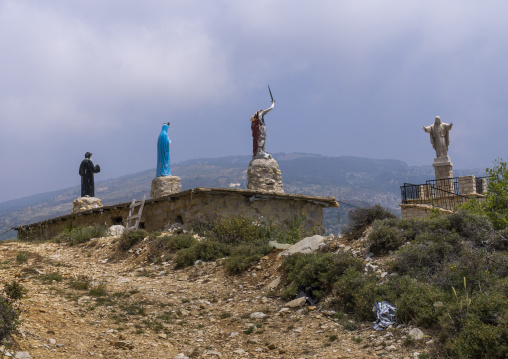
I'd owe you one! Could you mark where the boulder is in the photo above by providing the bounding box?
[71,197,103,213]
[107,225,125,237]
[278,235,328,258]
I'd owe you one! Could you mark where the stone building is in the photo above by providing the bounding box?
[15,188,339,241]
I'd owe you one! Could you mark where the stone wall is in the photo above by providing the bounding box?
[399,204,453,219]
[16,188,338,241]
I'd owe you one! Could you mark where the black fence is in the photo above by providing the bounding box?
[400,177,484,211]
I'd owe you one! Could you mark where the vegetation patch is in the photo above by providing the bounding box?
[54,224,107,246]
[118,229,147,251]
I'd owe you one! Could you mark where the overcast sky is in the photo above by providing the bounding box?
[1,1,507,203]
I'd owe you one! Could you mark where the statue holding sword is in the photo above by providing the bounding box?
[251,85,275,159]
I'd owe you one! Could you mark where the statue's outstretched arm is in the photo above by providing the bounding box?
[261,101,275,117]
[422,125,432,133]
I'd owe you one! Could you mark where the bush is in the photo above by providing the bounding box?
[389,277,446,328]
[165,234,198,250]
[448,314,508,358]
[192,240,230,262]
[211,216,264,244]
[54,224,107,245]
[273,217,305,244]
[16,251,29,263]
[448,210,493,246]
[69,275,91,290]
[173,247,198,268]
[0,295,17,341]
[332,268,381,320]
[225,240,272,274]
[282,252,363,300]
[344,205,396,234]
[173,240,231,268]
[367,221,405,254]
[4,281,26,301]
[390,237,459,280]
[119,229,147,251]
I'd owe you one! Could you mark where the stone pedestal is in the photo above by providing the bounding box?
[433,157,454,194]
[72,196,103,213]
[150,175,182,199]
[247,157,284,193]
[433,157,453,179]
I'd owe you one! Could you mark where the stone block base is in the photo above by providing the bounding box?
[150,175,182,199]
[433,157,453,179]
[247,157,284,193]
[72,197,103,213]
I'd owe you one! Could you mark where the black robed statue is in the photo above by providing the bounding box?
[79,152,100,197]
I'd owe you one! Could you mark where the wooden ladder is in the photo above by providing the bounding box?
[125,195,146,231]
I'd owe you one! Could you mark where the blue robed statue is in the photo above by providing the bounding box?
[156,123,171,177]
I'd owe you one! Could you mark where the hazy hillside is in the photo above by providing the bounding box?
[0,153,486,239]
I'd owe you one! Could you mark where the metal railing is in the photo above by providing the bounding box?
[400,177,483,211]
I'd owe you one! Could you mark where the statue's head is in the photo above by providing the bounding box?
[435,116,441,124]
[85,152,92,159]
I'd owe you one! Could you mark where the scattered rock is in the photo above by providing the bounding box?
[107,225,125,237]
[278,235,328,257]
[266,277,281,291]
[250,312,267,319]
[14,353,32,359]
[286,297,306,308]
[408,328,424,340]
[268,241,292,250]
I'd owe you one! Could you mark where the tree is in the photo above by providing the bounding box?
[461,159,508,229]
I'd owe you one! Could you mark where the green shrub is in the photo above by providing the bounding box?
[173,240,231,268]
[211,216,264,244]
[192,240,230,262]
[225,240,272,274]
[173,247,198,268]
[89,284,107,297]
[282,252,363,300]
[332,268,381,320]
[344,205,396,234]
[368,221,405,254]
[147,234,198,263]
[448,314,508,358]
[69,275,91,290]
[388,277,446,328]
[0,295,17,340]
[448,210,493,245]
[119,229,147,251]
[165,234,198,250]
[390,239,458,280]
[16,251,29,263]
[273,217,305,244]
[4,281,26,301]
[54,224,107,245]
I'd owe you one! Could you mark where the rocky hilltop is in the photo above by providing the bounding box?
[0,230,429,359]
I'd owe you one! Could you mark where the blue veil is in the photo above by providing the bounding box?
[156,124,171,177]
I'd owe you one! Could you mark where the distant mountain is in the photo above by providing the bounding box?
[0,153,486,239]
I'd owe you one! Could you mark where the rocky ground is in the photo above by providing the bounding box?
[0,233,430,359]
